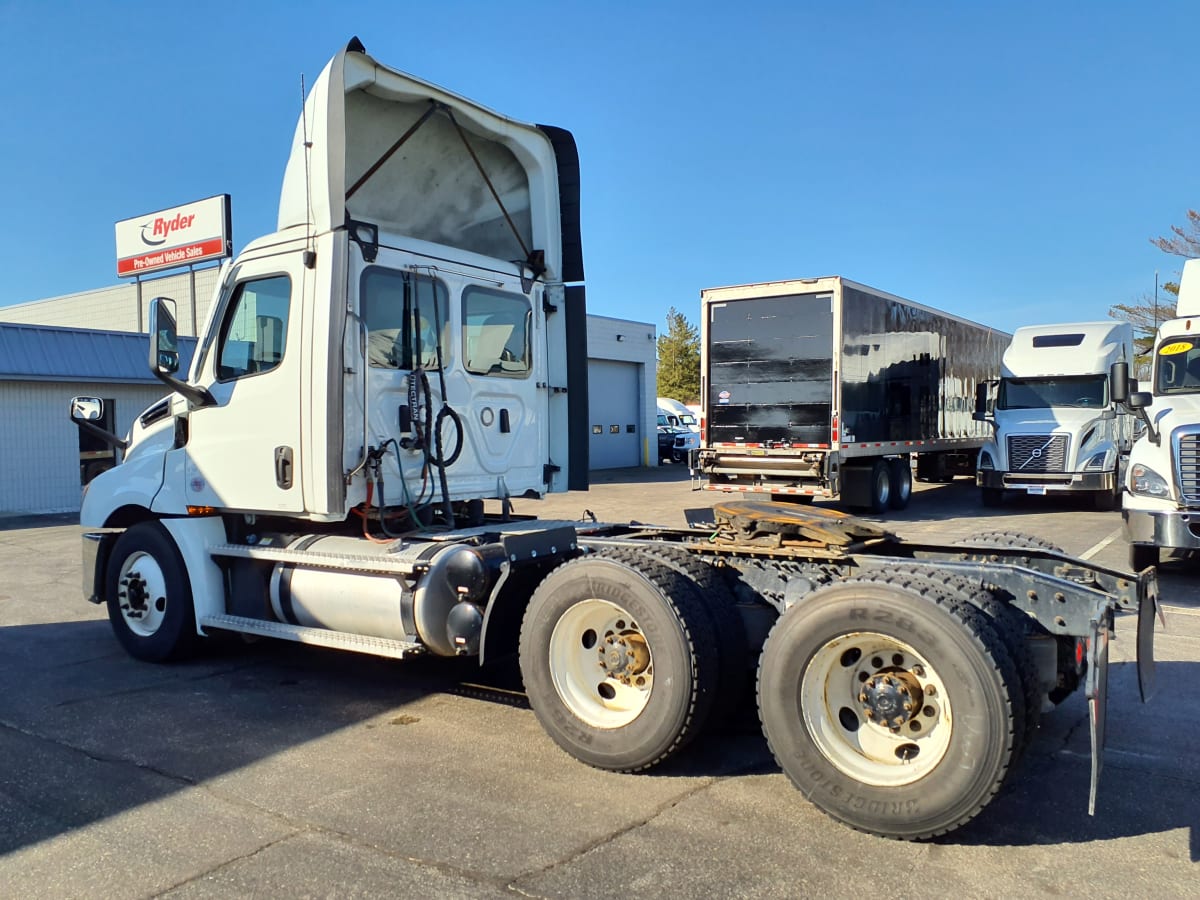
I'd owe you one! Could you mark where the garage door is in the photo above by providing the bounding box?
[588,359,641,469]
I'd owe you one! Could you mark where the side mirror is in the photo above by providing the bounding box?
[148,297,180,375]
[146,297,214,408]
[973,381,994,422]
[70,396,104,423]
[1127,391,1152,410]
[67,396,127,450]
[1110,360,1129,404]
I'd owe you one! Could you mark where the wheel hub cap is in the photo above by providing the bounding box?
[601,633,651,684]
[859,669,924,731]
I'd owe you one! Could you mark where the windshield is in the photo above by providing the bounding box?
[997,375,1107,410]
[1155,337,1200,395]
[677,412,697,426]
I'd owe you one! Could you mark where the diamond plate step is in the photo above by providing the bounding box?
[199,614,424,660]
[209,543,423,576]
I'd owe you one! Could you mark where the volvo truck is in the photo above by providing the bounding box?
[1124,258,1200,570]
[975,322,1135,510]
[69,39,1158,840]
[693,277,1008,511]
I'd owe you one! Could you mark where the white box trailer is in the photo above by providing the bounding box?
[694,277,1009,511]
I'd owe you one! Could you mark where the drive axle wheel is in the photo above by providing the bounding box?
[520,555,719,772]
[803,633,953,785]
[758,574,1022,839]
[105,521,198,662]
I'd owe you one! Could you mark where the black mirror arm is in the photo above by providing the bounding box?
[152,369,215,409]
[73,419,129,451]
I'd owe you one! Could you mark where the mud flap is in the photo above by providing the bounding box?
[1136,571,1163,703]
[1086,615,1110,816]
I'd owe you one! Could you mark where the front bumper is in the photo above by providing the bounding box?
[977,470,1115,492]
[1123,507,1200,550]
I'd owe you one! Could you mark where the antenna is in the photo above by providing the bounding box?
[301,73,316,269]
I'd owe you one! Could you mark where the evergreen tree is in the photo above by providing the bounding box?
[656,307,701,404]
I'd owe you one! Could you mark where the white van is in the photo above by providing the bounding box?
[657,397,700,433]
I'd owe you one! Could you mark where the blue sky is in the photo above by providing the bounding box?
[0,1,1196,334]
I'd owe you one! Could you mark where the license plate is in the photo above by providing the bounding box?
[1026,486,1047,495]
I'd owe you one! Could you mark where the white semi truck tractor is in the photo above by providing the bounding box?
[975,322,1135,510]
[70,39,1159,840]
[1124,258,1200,570]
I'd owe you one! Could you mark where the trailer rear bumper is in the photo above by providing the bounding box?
[977,470,1115,492]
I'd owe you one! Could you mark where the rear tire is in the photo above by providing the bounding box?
[519,554,719,772]
[1130,544,1159,571]
[757,573,1023,839]
[959,530,1064,555]
[868,460,891,513]
[603,545,749,731]
[887,458,912,510]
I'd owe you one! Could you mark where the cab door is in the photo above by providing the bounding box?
[457,277,546,491]
[180,253,306,513]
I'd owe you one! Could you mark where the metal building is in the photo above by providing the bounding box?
[0,324,196,515]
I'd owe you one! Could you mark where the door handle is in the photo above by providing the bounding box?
[274,446,294,489]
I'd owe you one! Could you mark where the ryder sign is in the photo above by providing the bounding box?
[115,195,232,277]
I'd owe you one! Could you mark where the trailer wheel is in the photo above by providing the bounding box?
[887,459,912,510]
[519,555,719,772]
[757,574,1022,839]
[105,521,199,663]
[1130,543,1159,571]
[981,487,1004,508]
[868,460,891,513]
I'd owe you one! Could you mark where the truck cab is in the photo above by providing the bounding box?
[80,39,587,534]
[1124,258,1200,569]
[975,321,1134,510]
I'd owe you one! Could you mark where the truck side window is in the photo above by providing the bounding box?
[462,287,531,377]
[216,275,291,381]
[362,268,451,370]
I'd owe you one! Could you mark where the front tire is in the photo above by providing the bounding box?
[519,555,720,772]
[105,521,199,662]
[757,575,1023,839]
[1130,543,1159,571]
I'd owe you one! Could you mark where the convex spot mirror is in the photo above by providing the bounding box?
[69,397,104,423]
[149,297,180,375]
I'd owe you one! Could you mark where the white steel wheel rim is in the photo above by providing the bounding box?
[549,598,654,729]
[802,632,952,787]
[116,551,169,638]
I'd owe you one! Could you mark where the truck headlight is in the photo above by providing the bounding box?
[1083,450,1110,470]
[979,450,994,470]
[1129,464,1170,498]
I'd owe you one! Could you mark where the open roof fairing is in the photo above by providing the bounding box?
[278,38,570,281]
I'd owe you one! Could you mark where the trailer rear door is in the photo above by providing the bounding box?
[707,293,834,445]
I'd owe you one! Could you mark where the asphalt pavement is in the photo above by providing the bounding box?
[1,470,1197,898]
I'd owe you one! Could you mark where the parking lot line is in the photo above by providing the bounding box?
[1079,526,1123,560]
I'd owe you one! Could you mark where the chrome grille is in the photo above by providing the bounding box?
[1175,430,1200,505]
[1007,434,1068,473]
